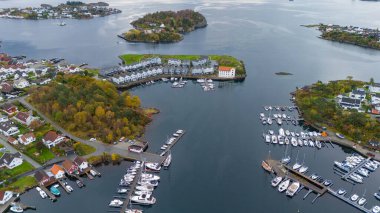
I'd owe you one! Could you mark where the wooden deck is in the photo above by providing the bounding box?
[40,186,57,201]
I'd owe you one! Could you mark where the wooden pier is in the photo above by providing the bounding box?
[160,130,186,157]
[119,166,142,213]
[57,179,71,194]
[267,159,327,195]
[341,157,371,181]
[328,188,372,213]
[40,186,57,201]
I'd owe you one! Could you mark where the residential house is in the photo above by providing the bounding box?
[372,93,380,105]
[18,132,36,145]
[168,59,181,66]
[338,96,362,110]
[62,159,78,175]
[13,111,35,126]
[1,104,18,115]
[369,83,380,93]
[0,115,8,123]
[13,78,29,89]
[0,82,13,94]
[34,170,55,186]
[369,140,379,149]
[42,131,65,148]
[7,136,18,145]
[349,88,366,101]
[73,156,89,171]
[0,191,13,205]
[0,152,23,169]
[218,66,236,78]
[50,164,65,179]
[0,121,19,136]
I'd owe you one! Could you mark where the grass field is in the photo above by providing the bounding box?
[0,176,37,193]
[24,143,55,164]
[0,161,34,180]
[73,142,96,156]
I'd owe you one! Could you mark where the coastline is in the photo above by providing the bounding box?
[318,36,380,51]
[117,34,183,44]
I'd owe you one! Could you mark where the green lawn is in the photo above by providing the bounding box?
[16,122,30,135]
[0,161,34,180]
[73,142,96,156]
[0,176,37,193]
[24,143,55,164]
[0,144,4,149]
[119,54,246,75]
[34,123,54,141]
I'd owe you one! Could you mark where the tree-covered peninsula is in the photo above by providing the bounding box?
[27,74,150,143]
[119,10,207,43]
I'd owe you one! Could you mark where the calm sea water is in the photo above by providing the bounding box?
[1,0,380,212]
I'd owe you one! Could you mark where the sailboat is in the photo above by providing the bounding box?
[271,135,278,144]
[358,189,367,206]
[292,151,301,170]
[291,137,298,147]
[262,151,273,173]
[299,154,308,173]
[281,142,291,165]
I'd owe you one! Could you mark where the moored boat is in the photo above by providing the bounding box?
[109,199,123,207]
[278,179,290,193]
[286,181,300,197]
[262,161,273,173]
[271,176,283,187]
[131,194,156,205]
[50,186,60,196]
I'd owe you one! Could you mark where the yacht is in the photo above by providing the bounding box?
[135,185,154,192]
[298,139,303,146]
[291,137,298,147]
[125,209,143,213]
[358,197,366,206]
[286,181,300,197]
[145,163,161,172]
[163,153,172,167]
[308,140,314,147]
[350,194,359,202]
[292,162,301,170]
[109,199,124,207]
[299,165,308,173]
[271,176,283,187]
[334,161,351,173]
[357,168,369,177]
[138,179,159,187]
[372,206,380,213]
[337,188,346,195]
[281,156,291,165]
[118,188,128,194]
[131,194,156,205]
[265,134,271,143]
[278,179,291,193]
[272,135,278,144]
[349,174,363,183]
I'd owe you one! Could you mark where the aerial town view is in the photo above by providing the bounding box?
[0,0,380,213]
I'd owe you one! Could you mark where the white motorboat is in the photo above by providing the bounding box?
[291,137,298,147]
[265,134,271,143]
[357,168,369,177]
[268,130,274,135]
[131,194,156,205]
[145,163,161,171]
[309,140,314,147]
[160,145,168,150]
[285,130,290,136]
[134,190,152,196]
[303,139,308,146]
[279,128,285,136]
[125,209,143,213]
[260,113,265,118]
[267,117,272,125]
[315,140,322,149]
[278,136,284,145]
[109,199,124,207]
[277,118,283,125]
[300,132,305,138]
[135,185,154,192]
[118,188,128,194]
[299,165,308,173]
[271,176,283,187]
[197,79,205,83]
[281,156,291,164]
[10,205,23,213]
[372,206,380,213]
[278,179,290,193]
[290,132,295,137]
[141,173,160,181]
[286,181,300,197]
[298,139,303,146]
[292,162,301,170]
[138,179,158,187]
[163,153,172,167]
[282,114,287,119]
[350,194,359,202]
[284,137,290,145]
[337,188,346,195]
[358,197,366,206]
[66,185,73,192]
[39,190,47,199]
[271,135,278,144]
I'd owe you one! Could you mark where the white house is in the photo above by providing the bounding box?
[18,132,36,145]
[337,96,362,110]
[73,156,89,171]
[218,66,236,78]
[0,115,8,123]
[369,83,380,93]
[372,94,380,105]
[13,78,29,89]
[0,152,23,169]
[0,191,13,205]
[0,121,19,136]
[42,131,65,148]
[50,164,65,179]
[349,88,366,101]
[13,111,35,126]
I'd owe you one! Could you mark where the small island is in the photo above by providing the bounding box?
[307,24,380,50]
[118,10,207,43]
[294,78,380,152]
[0,1,121,20]
[275,72,293,76]
[101,54,246,88]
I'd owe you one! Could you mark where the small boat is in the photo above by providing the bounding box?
[260,113,265,118]
[291,137,297,147]
[303,139,308,146]
[292,162,301,170]
[265,134,271,143]
[281,156,291,165]
[131,194,156,205]
[278,179,290,193]
[277,118,282,125]
[337,188,346,195]
[163,153,172,167]
[50,186,60,196]
[66,185,73,192]
[297,139,303,146]
[279,128,285,136]
[299,165,308,173]
[268,130,274,135]
[285,130,290,136]
[286,181,300,197]
[374,192,380,200]
[284,137,290,145]
[315,140,322,149]
[290,132,295,137]
[278,136,284,145]
[358,197,366,206]
[264,106,269,111]
[109,199,123,207]
[262,161,273,173]
[323,179,332,186]
[118,188,128,194]
[336,133,345,139]
[282,114,287,119]
[76,180,84,188]
[350,194,359,202]
[58,21,66,26]
[271,135,278,144]
[308,140,314,147]
[10,205,23,213]
[160,145,168,150]
[271,176,283,187]
[372,206,380,213]
[310,173,319,180]
[125,209,143,213]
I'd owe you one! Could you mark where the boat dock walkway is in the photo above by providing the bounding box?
[267,159,327,195]
[328,188,371,213]
[160,131,186,157]
[341,157,371,180]
[40,186,57,201]
[0,197,17,213]
[119,166,142,213]
[57,179,71,194]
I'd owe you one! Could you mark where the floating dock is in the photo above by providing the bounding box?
[341,157,371,181]
[57,179,71,194]
[119,166,142,213]
[160,130,186,157]
[40,186,57,201]
[328,188,372,213]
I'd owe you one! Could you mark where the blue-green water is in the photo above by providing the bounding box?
[1,0,380,212]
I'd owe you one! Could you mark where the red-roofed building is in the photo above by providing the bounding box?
[1,103,18,115]
[62,159,78,175]
[13,111,35,126]
[218,66,236,78]
[18,132,36,145]
[7,137,18,145]
[42,131,65,149]
[50,164,65,179]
